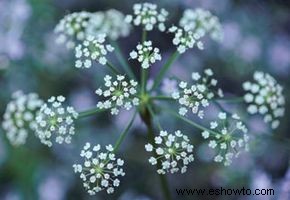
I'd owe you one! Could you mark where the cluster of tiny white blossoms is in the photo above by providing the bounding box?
[35,96,78,147]
[73,143,125,195]
[172,69,222,118]
[129,40,161,69]
[75,34,114,68]
[179,8,223,42]
[125,2,168,32]
[145,130,194,174]
[86,9,131,40]
[168,25,204,54]
[95,75,139,115]
[2,91,43,146]
[243,71,285,129]
[201,112,249,166]
[54,11,92,49]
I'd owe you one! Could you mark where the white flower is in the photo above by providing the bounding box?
[243,71,285,129]
[145,130,194,174]
[125,3,168,31]
[73,143,125,195]
[172,69,223,118]
[86,9,131,40]
[201,112,249,166]
[179,8,223,42]
[75,34,114,68]
[2,91,43,146]
[96,75,140,115]
[168,25,202,53]
[35,96,78,147]
[54,11,93,49]
[129,40,161,69]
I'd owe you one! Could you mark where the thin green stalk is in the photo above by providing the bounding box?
[165,108,217,135]
[110,40,136,80]
[113,111,137,152]
[106,61,121,75]
[147,104,162,131]
[142,29,147,43]
[141,68,148,94]
[78,107,104,118]
[151,51,180,91]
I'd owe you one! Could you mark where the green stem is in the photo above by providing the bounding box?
[142,30,147,43]
[140,107,172,200]
[141,68,148,94]
[113,111,137,152]
[151,51,180,91]
[147,104,162,131]
[165,108,217,135]
[78,107,104,118]
[110,40,136,80]
[106,61,121,75]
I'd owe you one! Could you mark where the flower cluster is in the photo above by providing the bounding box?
[145,130,194,174]
[201,112,249,166]
[35,96,78,147]
[172,69,222,118]
[95,75,139,115]
[179,8,223,42]
[129,40,161,69]
[243,71,285,129]
[168,26,203,54]
[125,3,168,31]
[75,34,114,68]
[54,11,92,49]
[2,91,43,146]
[86,9,131,40]
[73,143,125,195]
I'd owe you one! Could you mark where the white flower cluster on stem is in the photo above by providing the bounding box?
[75,34,114,68]
[172,69,223,118]
[54,11,92,49]
[179,8,223,42]
[129,40,161,69]
[145,130,194,174]
[86,9,131,40]
[73,143,125,195]
[201,112,249,166]
[243,71,285,129]
[125,2,168,31]
[2,91,43,146]
[95,75,139,115]
[35,96,78,147]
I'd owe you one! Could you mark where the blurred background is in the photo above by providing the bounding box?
[0,0,289,199]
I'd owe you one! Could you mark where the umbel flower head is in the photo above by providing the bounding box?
[95,75,139,115]
[129,40,161,69]
[54,11,92,49]
[168,25,204,54]
[125,2,168,32]
[75,34,114,68]
[35,96,78,147]
[145,130,194,174]
[86,9,131,40]
[179,8,223,42]
[243,71,285,129]
[172,69,223,118]
[2,91,43,146]
[73,143,125,195]
[201,112,249,166]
